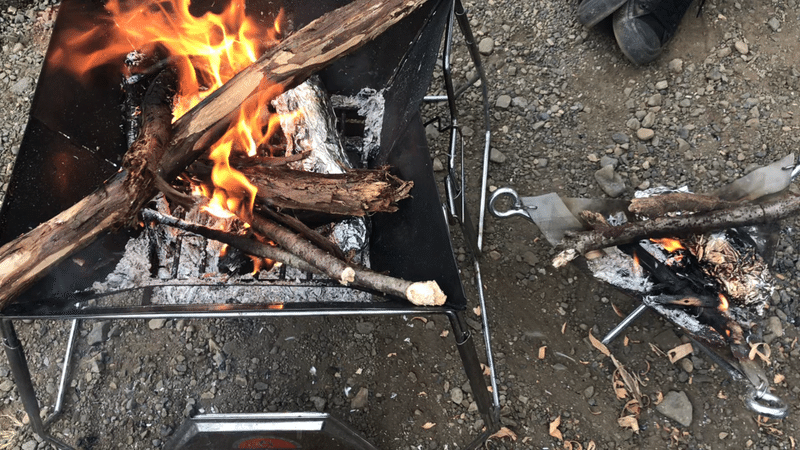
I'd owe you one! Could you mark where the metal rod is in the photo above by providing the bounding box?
[1,320,73,449]
[474,259,501,415]
[44,318,80,428]
[601,303,649,345]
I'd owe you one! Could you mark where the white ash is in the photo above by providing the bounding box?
[330,87,385,165]
[586,247,654,293]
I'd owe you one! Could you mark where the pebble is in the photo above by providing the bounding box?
[490,148,507,164]
[450,387,464,404]
[668,58,684,73]
[636,128,655,141]
[655,80,668,90]
[767,17,780,32]
[495,94,512,109]
[351,387,369,409]
[477,37,494,55]
[766,316,783,337]
[356,321,375,334]
[594,165,626,198]
[599,156,618,168]
[656,391,693,426]
[611,132,630,144]
[735,40,749,55]
[148,318,167,330]
[87,321,111,346]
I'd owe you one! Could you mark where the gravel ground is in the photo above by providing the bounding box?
[2,0,800,449]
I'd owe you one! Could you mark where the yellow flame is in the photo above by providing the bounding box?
[718,293,729,312]
[650,237,685,253]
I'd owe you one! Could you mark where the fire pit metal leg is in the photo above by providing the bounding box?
[1,319,74,450]
[447,310,500,436]
[601,303,649,345]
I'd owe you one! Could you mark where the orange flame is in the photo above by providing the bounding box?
[650,237,685,253]
[631,252,643,277]
[51,0,286,220]
[718,293,729,312]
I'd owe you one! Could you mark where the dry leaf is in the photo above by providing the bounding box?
[667,343,693,363]
[410,316,428,324]
[387,353,396,357]
[489,426,517,441]
[614,377,628,399]
[588,331,611,357]
[418,391,427,397]
[748,342,771,364]
[623,336,629,346]
[549,415,563,441]
[538,346,547,360]
[774,374,785,384]
[473,306,482,316]
[481,363,491,376]
[611,302,625,318]
[563,441,583,450]
[789,436,795,450]
[654,391,664,405]
[561,322,567,334]
[587,441,597,450]
[717,390,727,399]
[440,330,449,338]
[617,415,639,433]
[649,343,667,358]
[422,422,436,429]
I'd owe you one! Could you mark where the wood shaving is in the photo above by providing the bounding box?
[549,415,563,440]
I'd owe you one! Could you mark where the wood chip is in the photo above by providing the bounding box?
[561,322,567,334]
[538,346,547,360]
[667,343,693,363]
[549,415,563,440]
[587,441,597,450]
[748,342,771,364]
[611,301,625,318]
[410,316,428,324]
[654,391,664,405]
[440,330,449,338]
[588,331,611,357]
[489,426,518,441]
[481,363,491,376]
[563,441,583,450]
[623,336,629,346]
[717,390,727,399]
[422,422,436,429]
[774,373,785,384]
[617,415,639,432]
[473,306,481,316]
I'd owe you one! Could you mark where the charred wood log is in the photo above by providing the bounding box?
[553,194,800,268]
[629,192,742,218]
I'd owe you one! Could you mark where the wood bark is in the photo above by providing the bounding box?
[628,192,742,218]
[0,0,428,307]
[553,194,800,268]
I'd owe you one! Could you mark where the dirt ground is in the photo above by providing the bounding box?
[1,0,799,449]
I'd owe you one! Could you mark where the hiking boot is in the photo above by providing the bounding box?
[577,0,628,27]
[613,0,695,65]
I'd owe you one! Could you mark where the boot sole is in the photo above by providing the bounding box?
[612,1,663,65]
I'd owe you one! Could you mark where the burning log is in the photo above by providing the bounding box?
[141,209,447,306]
[553,194,800,268]
[0,0,429,308]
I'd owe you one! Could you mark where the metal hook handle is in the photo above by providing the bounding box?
[745,383,789,419]
[488,187,532,220]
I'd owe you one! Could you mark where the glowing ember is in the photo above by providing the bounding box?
[650,237,685,253]
[718,293,729,311]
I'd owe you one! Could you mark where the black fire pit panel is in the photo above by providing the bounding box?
[0,0,466,309]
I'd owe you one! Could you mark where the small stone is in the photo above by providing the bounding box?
[0,379,14,392]
[719,432,729,440]
[626,118,640,130]
[495,94,512,109]
[655,80,668,90]
[599,156,618,168]
[668,58,683,73]
[767,17,780,32]
[356,321,375,335]
[310,396,326,411]
[636,128,655,141]
[254,382,269,391]
[594,165,626,198]
[450,387,464,404]
[583,386,594,399]
[641,111,656,128]
[587,153,600,162]
[522,251,539,266]
[425,123,440,141]
[488,250,502,261]
[350,387,369,409]
[490,148,507,164]
[148,319,167,330]
[656,391,693,426]
[677,138,690,152]
[611,132,630,144]
[646,93,662,107]
[477,37,494,55]
[512,96,528,108]
[718,46,732,58]
[87,321,111,346]
[734,40,749,55]
[679,358,693,373]
[432,157,444,172]
[766,316,783,337]
[22,440,37,450]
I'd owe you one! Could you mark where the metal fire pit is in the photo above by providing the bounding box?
[0,0,499,448]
